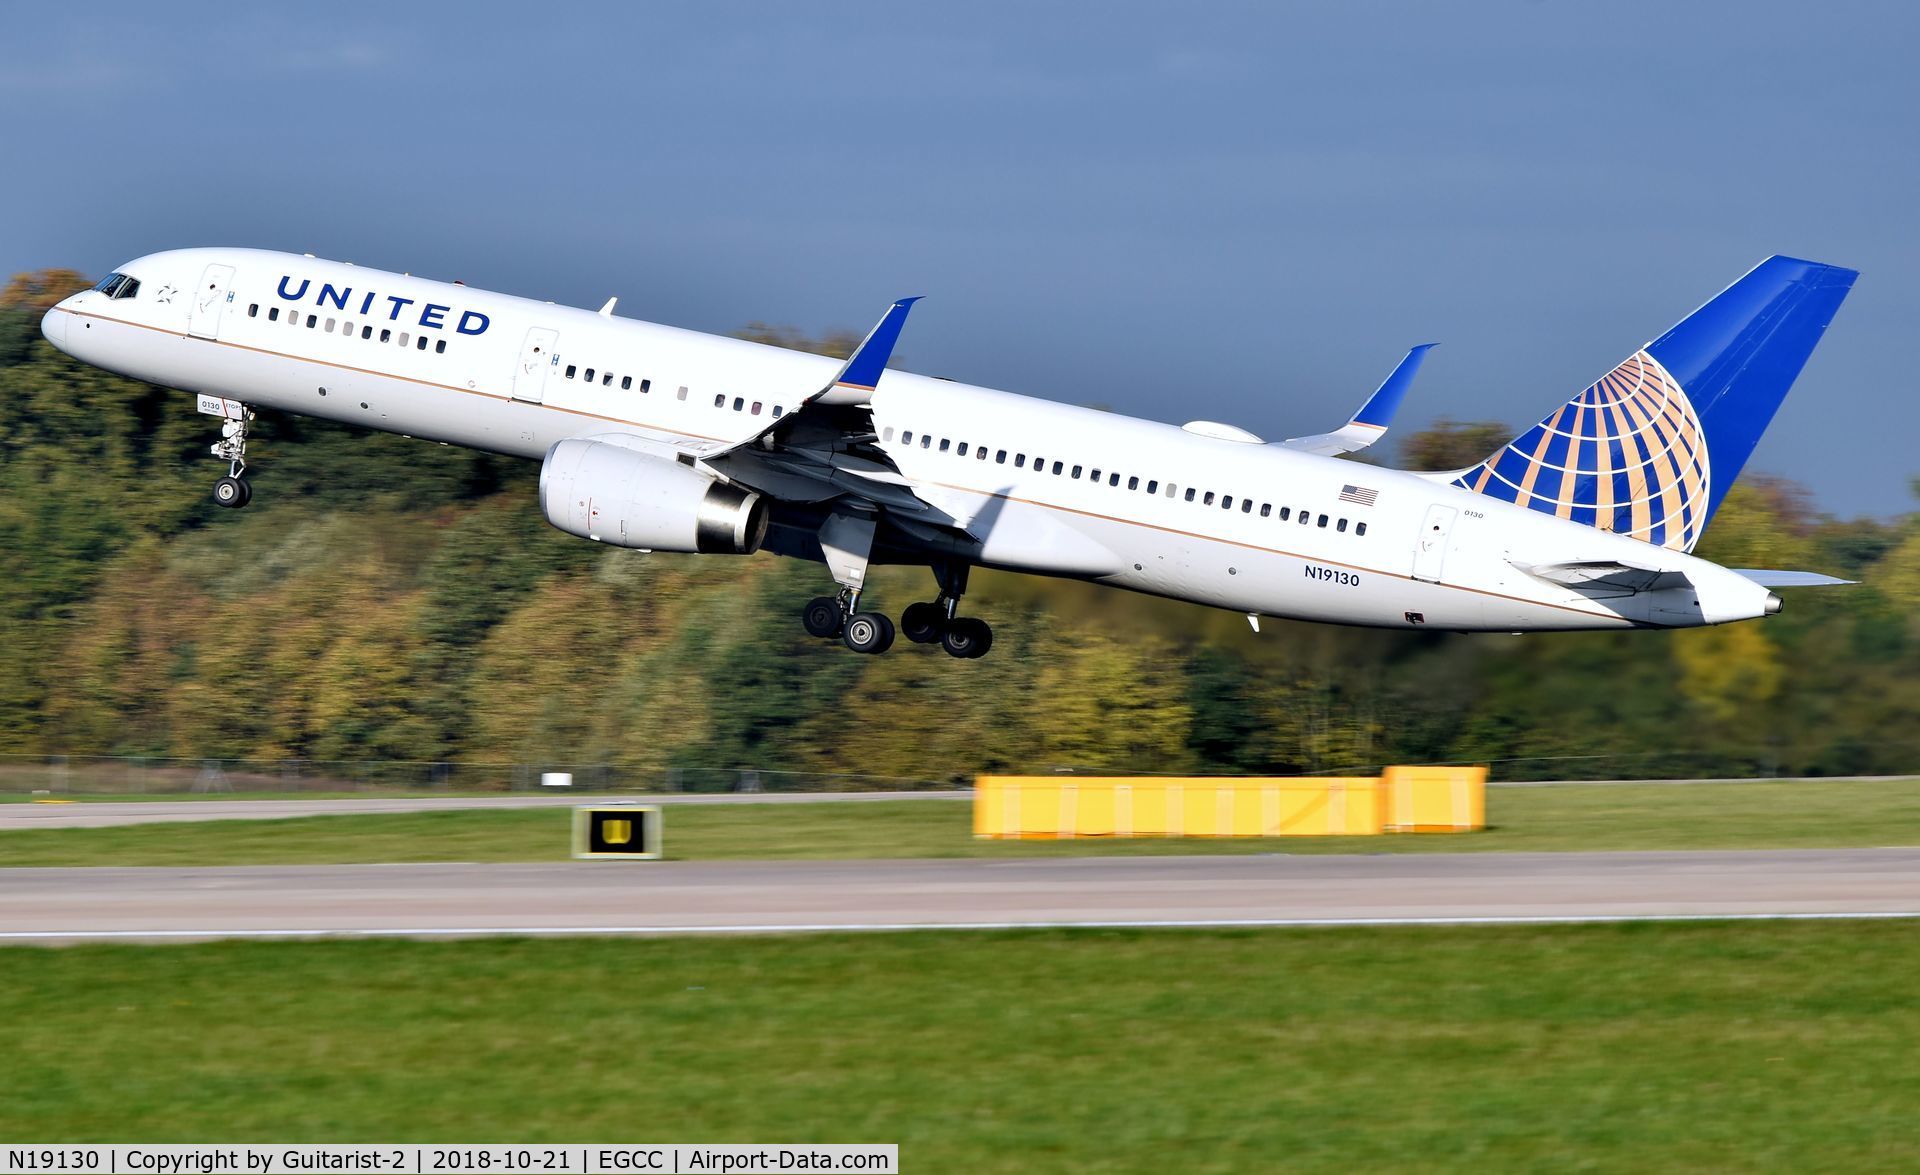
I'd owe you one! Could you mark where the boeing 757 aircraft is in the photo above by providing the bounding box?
[42,250,1855,658]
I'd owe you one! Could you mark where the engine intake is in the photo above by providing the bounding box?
[539,439,768,554]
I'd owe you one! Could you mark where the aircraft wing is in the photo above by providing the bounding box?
[1515,560,1693,594]
[1281,344,1435,457]
[668,297,976,531]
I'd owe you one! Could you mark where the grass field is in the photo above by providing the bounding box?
[3,923,1919,1171]
[5,780,1920,866]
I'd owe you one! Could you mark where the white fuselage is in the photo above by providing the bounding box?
[42,248,1778,631]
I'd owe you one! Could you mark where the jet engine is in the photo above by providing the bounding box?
[539,439,767,554]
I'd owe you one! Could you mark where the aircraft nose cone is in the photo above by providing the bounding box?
[40,301,68,348]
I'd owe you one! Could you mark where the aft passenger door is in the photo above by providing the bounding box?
[188,263,235,340]
[513,327,559,404]
[1412,503,1457,583]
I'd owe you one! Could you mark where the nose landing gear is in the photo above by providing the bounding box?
[209,408,254,509]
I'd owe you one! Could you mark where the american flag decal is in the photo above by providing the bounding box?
[1339,484,1378,507]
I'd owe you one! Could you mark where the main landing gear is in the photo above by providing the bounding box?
[209,407,254,509]
[900,562,992,659]
[798,541,993,659]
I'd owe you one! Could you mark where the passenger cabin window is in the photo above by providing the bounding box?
[640,379,651,393]
[585,368,596,382]
[248,304,259,318]
[677,386,688,401]
[714,394,726,407]
[940,439,951,452]
[361,325,373,339]
[397,332,409,347]
[1260,503,1271,517]
[1279,507,1291,521]
[603,372,614,386]
[621,376,633,390]
[435,340,446,354]
[1052,461,1063,474]
[997,450,1008,464]
[1185,488,1196,502]
[1072,465,1083,479]
[1015,454,1026,467]
[772,406,784,418]
[957,442,969,456]
[418,336,430,350]
[751,402,763,415]
[1204,492,1216,505]
[977,446,988,461]
[380,328,392,343]
[306,314,318,328]
[1318,514,1329,527]
[268,307,281,322]
[1356,522,1368,536]
[1127,476,1139,490]
[1337,518,1348,532]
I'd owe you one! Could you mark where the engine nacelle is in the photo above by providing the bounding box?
[539,438,768,554]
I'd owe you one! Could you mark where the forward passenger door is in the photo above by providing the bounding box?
[188,263,235,340]
[513,327,560,404]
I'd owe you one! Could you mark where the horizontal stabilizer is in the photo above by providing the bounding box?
[1283,344,1435,456]
[1733,569,1856,588]
[1516,559,1692,594]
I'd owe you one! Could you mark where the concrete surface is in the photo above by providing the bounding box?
[3,848,1918,942]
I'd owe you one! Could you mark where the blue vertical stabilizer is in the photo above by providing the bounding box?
[1450,256,1855,552]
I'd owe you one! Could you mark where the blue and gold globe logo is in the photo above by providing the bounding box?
[1454,350,1711,552]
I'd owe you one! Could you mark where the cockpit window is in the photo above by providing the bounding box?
[93,273,140,299]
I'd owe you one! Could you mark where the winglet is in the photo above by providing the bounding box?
[1281,343,1436,456]
[819,297,921,405]
[1352,343,1436,428]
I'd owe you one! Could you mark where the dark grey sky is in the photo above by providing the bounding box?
[7,2,1912,514]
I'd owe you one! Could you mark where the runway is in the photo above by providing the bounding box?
[4,848,1919,942]
[0,790,966,830]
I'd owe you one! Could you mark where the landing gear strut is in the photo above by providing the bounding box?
[904,561,993,659]
[796,518,991,658]
[209,408,254,509]
[798,512,896,655]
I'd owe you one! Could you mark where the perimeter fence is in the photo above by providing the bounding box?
[0,754,952,797]
[4,747,1918,798]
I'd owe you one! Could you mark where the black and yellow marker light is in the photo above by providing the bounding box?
[571,805,663,859]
